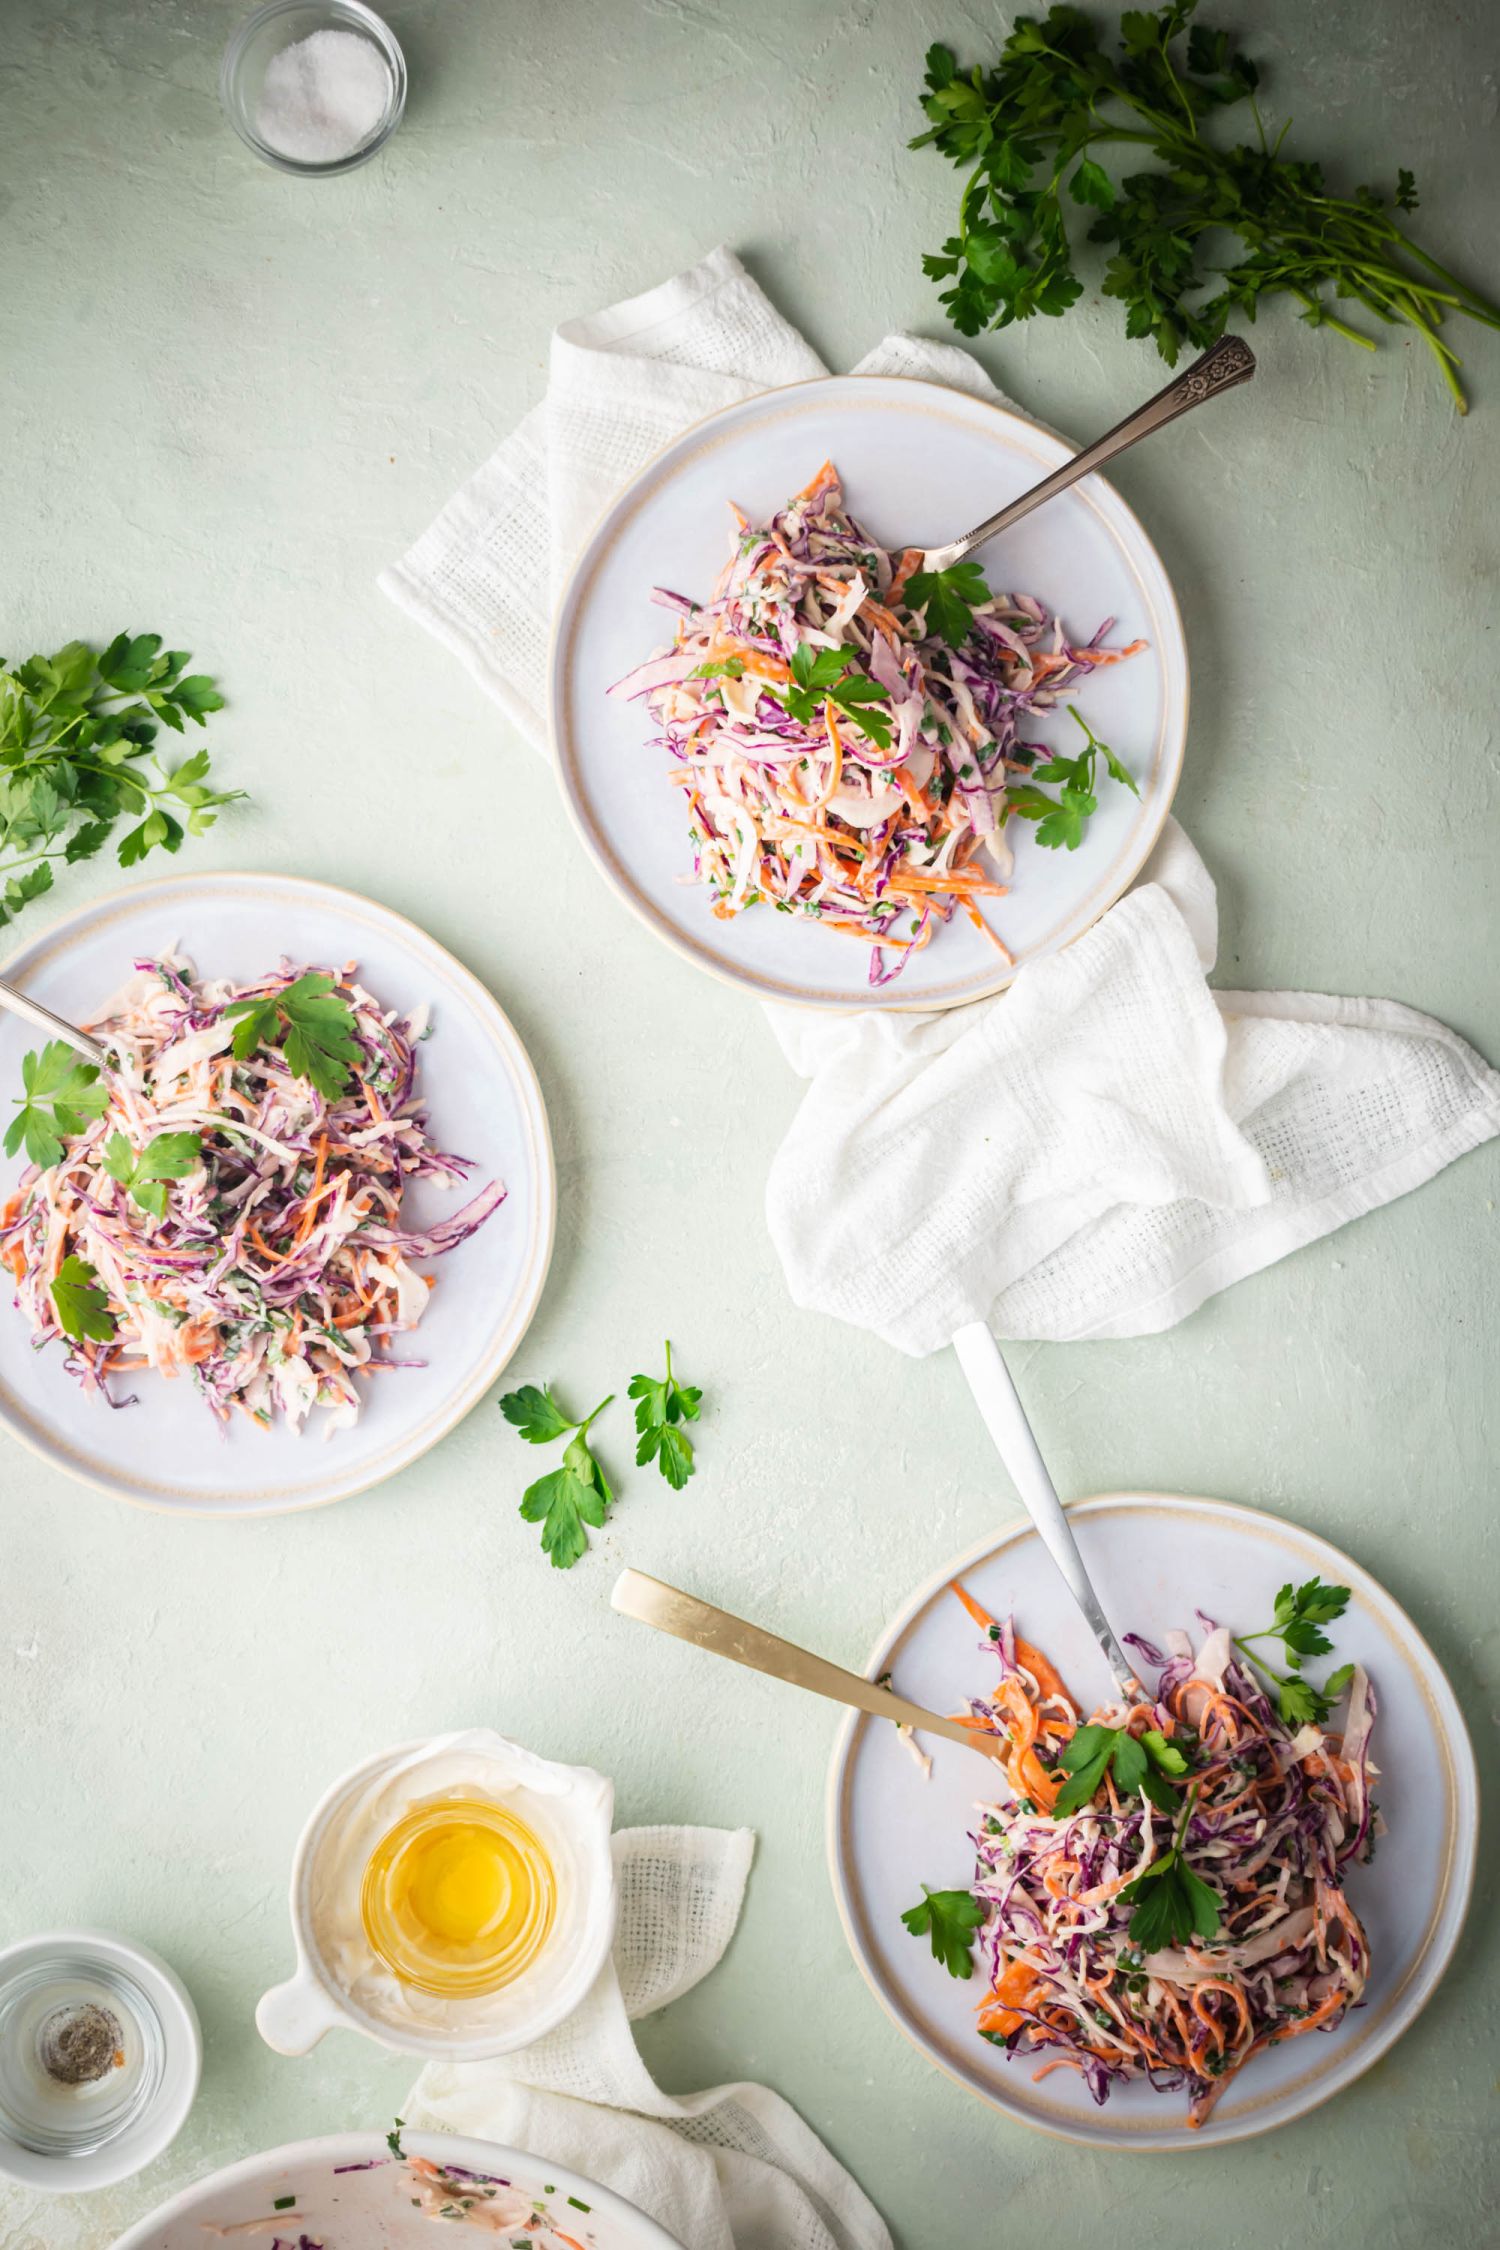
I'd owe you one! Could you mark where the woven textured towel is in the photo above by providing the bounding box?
[403,1826,890,2250]
[381,244,1500,1354]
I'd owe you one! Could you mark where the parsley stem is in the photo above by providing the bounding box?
[1173,1781,1199,1854]
[576,1393,614,1437]
[1291,287,1378,350]
[1231,1637,1290,1693]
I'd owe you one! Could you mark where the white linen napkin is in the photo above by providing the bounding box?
[381,245,1500,1354]
[402,1826,890,2250]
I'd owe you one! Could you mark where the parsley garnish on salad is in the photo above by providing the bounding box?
[900,1884,985,1979]
[224,971,362,1103]
[903,561,993,650]
[5,1041,110,1169]
[1116,1781,1223,1951]
[102,1128,200,1219]
[1005,707,1140,852]
[49,1254,116,1344]
[1050,1716,1186,1818]
[1232,1578,1355,1728]
[781,644,894,749]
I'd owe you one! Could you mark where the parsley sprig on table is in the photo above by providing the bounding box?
[500,1383,616,1569]
[912,1,1500,410]
[901,1884,986,1979]
[1051,1717,1188,1817]
[49,1254,116,1344]
[0,635,239,926]
[782,645,893,749]
[224,973,362,1104]
[629,1339,702,1489]
[1233,1577,1355,1729]
[1117,1780,1223,1951]
[4,1041,110,1168]
[1006,707,1139,850]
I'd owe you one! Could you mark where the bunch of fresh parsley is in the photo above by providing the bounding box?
[499,1342,705,1567]
[912,1,1499,410]
[0,635,238,927]
[225,973,362,1104]
[1234,1577,1355,1728]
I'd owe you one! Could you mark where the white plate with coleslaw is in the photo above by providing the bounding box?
[551,375,1187,1011]
[827,1493,1476,2150]
[108,2126,683,2249]
[0,873,555,1517]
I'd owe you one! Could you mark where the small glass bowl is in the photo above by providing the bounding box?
[221,0,406,178]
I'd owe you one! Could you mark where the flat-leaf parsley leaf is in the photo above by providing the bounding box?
[903,561,993,649]
[901,1884,985,1979]
[102,1129,200,1219]
[1117,1783,1222,1951]
[225,973,361,1103]
[500,1385,615,1569]
[5,1041,110,1169]
[1051,1719,1186,1818]
[1232,1577,1355,1727]
[782,644,893,749]
[50,1254,117,1344]
[628,1338,702,1488]
[1005,706,1138,851]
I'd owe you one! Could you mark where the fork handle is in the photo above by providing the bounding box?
[953,1321,1138,1696]
[922,335,1256,574]
[610,1567,992,1755]
[0,976,108,1066]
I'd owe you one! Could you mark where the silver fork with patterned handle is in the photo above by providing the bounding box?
[920,335,1256,575]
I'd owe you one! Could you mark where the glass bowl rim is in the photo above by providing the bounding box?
[220,0,407,178]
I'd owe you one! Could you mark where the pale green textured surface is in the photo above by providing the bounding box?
[1,2,1498,2245]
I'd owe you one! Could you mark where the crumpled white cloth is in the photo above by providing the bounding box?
[402,1826,889,2250]
[767,820,1500,1349]
[381,243,1500,1352]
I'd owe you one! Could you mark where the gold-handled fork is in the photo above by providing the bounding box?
[610,1566,1008,1770]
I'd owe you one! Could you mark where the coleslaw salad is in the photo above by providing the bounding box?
[609,460,1143,986]
[1,954,504,1434]
[943,1583,1377,2127]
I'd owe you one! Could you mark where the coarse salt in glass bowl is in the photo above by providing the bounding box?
[221,0,406,177]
